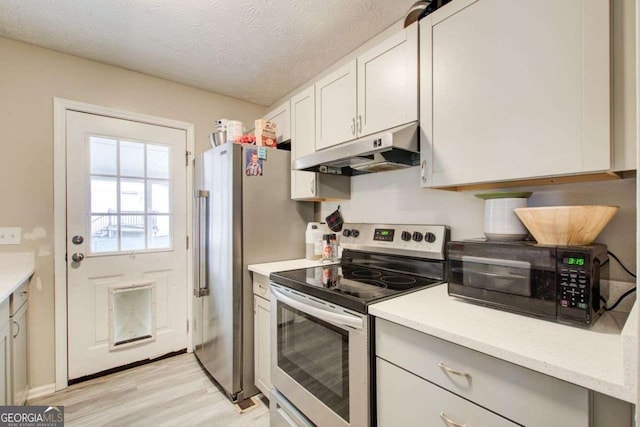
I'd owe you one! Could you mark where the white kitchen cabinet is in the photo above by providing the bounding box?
[0,299,10,406]
[376,318,632,427]
[377,358,518,427]
[420,0,612,189]
[376,318,591,427]
[316,23,418,151]
[291,86,350,201]
[315,61,357,150]
[291,86,319,200]
[10,280,28,405]
[265,101,291,145]
[252,274,271,398]
[357,23,418,138]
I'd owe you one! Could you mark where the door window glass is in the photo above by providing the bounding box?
[89,136,173,253]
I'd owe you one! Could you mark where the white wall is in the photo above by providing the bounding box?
[321,168,637,283]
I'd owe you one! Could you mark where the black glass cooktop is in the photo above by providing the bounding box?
[270,252,445,314]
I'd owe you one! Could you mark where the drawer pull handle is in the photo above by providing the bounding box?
[440,412,469,427]
[438,362,472,380]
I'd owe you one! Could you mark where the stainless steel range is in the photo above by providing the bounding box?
[269,223,450,427]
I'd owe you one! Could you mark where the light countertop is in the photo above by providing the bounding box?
[0,252,35,303]
[248,258,339,277]
[369,283,637,403]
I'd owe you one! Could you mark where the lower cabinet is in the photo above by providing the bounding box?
[11,301,28,405]
[377,358,517,427]
[0,280,30,407]
[375,318,632,427]
[253,274,272,398]
[0,298,11,405]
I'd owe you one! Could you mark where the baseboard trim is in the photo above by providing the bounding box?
[27,383,56,401]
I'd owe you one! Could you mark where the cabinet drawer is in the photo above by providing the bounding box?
[10,279,28,315]
[377,358,517,427]
[376,319,589,427]
[252,274,270,300]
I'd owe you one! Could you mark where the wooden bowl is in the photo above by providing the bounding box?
[513,206,619,246]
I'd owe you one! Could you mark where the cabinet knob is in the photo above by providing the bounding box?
[350,118,355,136]
[357,115,362,134]
[12,321,20,339]
[310,178,315,195]
[421,160,427,183]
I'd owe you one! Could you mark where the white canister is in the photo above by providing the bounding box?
[305,222,329,260]
[476,192,532,241]
[226,120,244,143]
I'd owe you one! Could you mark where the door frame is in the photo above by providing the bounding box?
[53,98,195,391]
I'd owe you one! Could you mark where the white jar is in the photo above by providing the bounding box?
[305,222,329,260]
[477,192,532,241]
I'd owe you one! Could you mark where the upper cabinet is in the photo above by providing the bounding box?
[420,0,616,189]
[291,86,320,200]
[315,61,358,150]
[316,23,418,151]
[264,101,291,145]
[290,86,351,201]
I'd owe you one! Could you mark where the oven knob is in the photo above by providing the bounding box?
[412,231,423,242]
[424,232,436,243]
[401,231,412,241]
[343,229,351,237]
[351,229,360,238]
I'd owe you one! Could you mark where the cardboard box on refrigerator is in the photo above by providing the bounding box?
[255,119,277,148]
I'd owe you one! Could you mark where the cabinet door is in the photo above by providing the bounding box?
[377,358,518,427]
[265,101,291,144]
[253,295,271,398]
[420,0,610,188]
[290,86,318,200]
[315,60,357,150]
[0,321,10,406]
[11,303,28,405]
[357,23,418,137]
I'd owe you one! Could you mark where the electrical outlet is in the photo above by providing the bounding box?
[0,227,21,245]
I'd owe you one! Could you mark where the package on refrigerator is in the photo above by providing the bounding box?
[255,119,277,148]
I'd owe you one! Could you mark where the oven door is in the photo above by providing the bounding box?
[270,283,368,427]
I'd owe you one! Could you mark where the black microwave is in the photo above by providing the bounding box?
[447,240,608,326]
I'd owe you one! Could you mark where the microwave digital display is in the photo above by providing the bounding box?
[563,257,585,266]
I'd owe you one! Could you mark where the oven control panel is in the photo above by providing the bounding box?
[341,223,450,260]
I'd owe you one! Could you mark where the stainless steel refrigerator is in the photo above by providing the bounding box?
[193,142,313,402]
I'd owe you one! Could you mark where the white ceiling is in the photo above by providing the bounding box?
[0,0,414,106]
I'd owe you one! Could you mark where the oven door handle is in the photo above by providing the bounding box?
[272,288,364,330]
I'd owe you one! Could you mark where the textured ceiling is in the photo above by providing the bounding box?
[0,0,414,106]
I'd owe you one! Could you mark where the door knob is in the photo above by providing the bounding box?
[72,235,84,245]
[71,253,85,263]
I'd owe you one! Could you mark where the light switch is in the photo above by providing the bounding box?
[0,227,21,245]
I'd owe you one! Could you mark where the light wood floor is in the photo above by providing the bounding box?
[29,353,270,427]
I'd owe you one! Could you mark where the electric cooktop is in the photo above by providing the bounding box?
[270,223,450,313]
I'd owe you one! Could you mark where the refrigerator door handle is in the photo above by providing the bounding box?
[195,189,210,297]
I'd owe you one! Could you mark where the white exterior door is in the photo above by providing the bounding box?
[65,111,188,380]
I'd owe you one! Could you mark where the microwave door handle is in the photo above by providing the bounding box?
[272,288,363,330]
[195,190,210,297]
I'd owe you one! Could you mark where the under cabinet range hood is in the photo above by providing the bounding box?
[294,122,420,175]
